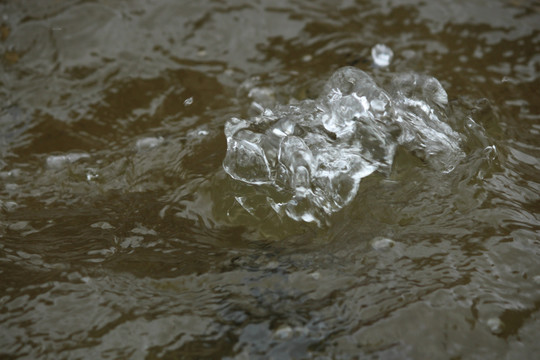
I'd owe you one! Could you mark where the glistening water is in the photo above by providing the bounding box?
[1,0,539,359]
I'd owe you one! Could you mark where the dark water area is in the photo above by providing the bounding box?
[1,0,539,358]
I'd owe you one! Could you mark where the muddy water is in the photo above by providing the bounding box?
[1,0,539,359]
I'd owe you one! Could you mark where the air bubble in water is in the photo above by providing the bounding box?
[371,44,394,67]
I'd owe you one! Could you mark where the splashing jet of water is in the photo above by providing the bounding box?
[223,65,464,225]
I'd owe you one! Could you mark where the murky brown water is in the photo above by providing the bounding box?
[1,0,539,358]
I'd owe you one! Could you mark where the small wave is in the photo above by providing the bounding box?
[223,66,465,225]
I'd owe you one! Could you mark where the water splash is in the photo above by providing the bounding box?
[223,67,464,224]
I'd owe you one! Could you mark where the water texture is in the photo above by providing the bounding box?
[1,0,539,359]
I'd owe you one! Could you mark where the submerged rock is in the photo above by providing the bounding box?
[223,67,464,224]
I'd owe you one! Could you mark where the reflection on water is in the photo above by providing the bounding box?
[1,0,539,358]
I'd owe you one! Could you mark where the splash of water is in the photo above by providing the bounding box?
[223,66,464,225]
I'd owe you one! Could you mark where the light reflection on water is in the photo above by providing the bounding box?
[1,0,539,359]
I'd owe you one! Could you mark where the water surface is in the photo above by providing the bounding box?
[1,0,539,359]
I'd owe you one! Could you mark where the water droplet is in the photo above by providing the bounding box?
[371,44,394,67]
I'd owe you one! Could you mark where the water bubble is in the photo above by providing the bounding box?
[371,44,394,67]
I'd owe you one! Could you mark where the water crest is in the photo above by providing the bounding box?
[223,66,465,225]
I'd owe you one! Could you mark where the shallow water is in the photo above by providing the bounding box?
[1,0,539,359]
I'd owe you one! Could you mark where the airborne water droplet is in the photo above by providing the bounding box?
[223,66,464,224]
[371,44,394,67]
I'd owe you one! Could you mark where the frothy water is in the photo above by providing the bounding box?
[223,66,464,225]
